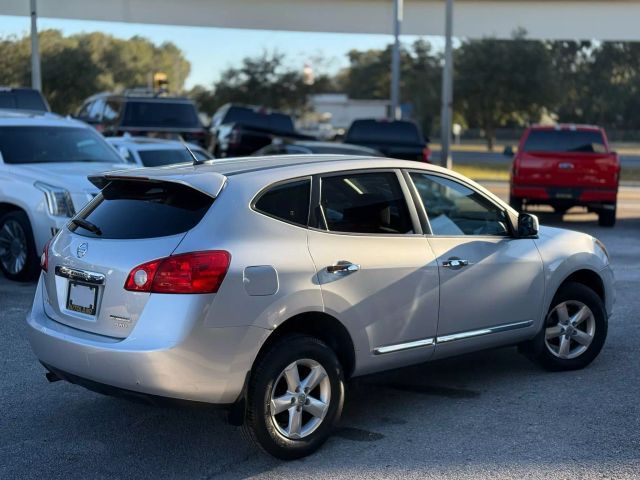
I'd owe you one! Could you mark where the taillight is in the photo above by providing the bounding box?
[40,240,50,272]
[125,251,231,294]
[422,147,431,163]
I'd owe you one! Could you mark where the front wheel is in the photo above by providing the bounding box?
[242,334,345,459]
[521,282,607,371]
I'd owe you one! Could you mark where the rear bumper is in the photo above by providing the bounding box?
[27,277,268,404]
[511,185,618,205]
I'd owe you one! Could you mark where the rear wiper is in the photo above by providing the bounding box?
[71,218,102,236]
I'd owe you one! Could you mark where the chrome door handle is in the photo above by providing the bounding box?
[326,261,360,275]
[442,258,469,269]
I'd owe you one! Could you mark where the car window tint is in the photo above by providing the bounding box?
[70,180,214,239]
[254,179,311,226]
[320,172,413,234]
[0,89,48,111]
[122,101,200,128]
[523,130,606,153]
[138,149,195,167]
[223,106,295,133]
[411,173,508,236]
[346,120,423,144]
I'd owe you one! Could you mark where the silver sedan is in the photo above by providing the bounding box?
[27,154,613,459]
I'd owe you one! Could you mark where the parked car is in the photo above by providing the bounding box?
[344,118,431,161]
[210,104,312,158]
[253,139,382,157]
[107,136,212,167]
[75,91,209,148]
[0,86,50,112]
[510,124,620,226]
[0,110,128,281]
[28,154,613,459]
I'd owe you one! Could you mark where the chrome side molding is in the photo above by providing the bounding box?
[372,320,534,355]
[55,265,105,285]
[373,337,435,355]
[436,319,533,344]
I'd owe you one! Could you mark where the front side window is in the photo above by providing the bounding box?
[254,179,311,226]
[410,173,509,236]
[319,172,413,234]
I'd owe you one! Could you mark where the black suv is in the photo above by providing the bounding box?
[76,91,209,147]
[0,87,50,112]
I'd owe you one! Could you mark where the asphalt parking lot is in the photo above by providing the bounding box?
[1,190,639,479]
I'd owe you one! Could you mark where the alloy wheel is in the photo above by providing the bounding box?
[0,219,28,275]
[544,300,596,359]
[269,359,331,440]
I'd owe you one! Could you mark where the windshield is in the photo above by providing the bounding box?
[346,120,423,144]
[122,101,201,129]
[138,149,197,167]
[0,126,124,164]
[523,130,607,153]
[224,107,294,133]
[0,90,49,112]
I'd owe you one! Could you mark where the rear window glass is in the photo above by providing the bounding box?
[70,181,213,239]
[346,120,423,144]
[224,107,294,133]
[122,101,201,129]
[0,126,123,164]
[0,89,48,111]
[254,179,310,226]
[523,130,607,153]
[138,149,196,167]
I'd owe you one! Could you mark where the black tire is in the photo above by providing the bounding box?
[521,282,607,371]
[552,205,570,215]
[0,210,40,282]
[509,196,523,212]
[598,206,616,227]
[242,334,345,460]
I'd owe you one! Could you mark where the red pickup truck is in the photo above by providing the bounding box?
[510,124,620,227]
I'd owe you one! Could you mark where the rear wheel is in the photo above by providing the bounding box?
[521,282,607,371]
[0,211,39,282]
[242,334,345,459]
[598,205,616,227]
[509,196,523,212]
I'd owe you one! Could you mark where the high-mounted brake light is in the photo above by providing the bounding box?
[125,251,231,294]
[40,240,50,272]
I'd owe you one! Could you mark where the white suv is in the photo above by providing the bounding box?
[0,110,127,281]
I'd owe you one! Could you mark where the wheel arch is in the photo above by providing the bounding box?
[253,311,356,380]
[557,268,605,305]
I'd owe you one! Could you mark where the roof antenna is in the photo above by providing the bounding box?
[181,138,204,166]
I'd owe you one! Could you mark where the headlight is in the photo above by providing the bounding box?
[34,182,76,217]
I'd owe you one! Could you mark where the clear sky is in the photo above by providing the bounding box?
[0,14,443,89]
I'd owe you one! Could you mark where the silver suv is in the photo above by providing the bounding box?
[27,155,613,459]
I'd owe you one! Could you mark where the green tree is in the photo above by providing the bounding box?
[454,30,556,149]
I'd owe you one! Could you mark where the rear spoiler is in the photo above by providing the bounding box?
[88,168,227,199]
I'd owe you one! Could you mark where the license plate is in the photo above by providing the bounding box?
[553,190,575,199]
[66,281,98,316]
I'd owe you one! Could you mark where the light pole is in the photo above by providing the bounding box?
[390,0,403,120]
[440,0,454,169]
[30,0,42,91]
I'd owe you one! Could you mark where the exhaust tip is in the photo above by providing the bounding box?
[46,371,62,383]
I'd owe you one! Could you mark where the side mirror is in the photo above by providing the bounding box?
[503,145,515,157]
[517,212,539,237]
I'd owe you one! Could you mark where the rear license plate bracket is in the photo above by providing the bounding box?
[66,281,99,316]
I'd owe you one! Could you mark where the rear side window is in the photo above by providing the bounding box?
[254,179,311,226]
[346,120,423,144]
[319,172,413,234]
[122,101,201,128]
[224,107,295,133]
[70,181,214,239]
[523,130,606,153]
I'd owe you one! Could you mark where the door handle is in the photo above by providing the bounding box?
[326,261,360,275]
[442,258,469,269]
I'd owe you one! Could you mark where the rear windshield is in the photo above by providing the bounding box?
[138,149,196,167]
[523,130,607,153]
[0,126,124,164]
[0,89,48,112]
[346,120,423,144]
[223,107,294,133]
[122,101,201,129]
[70,181,214,239]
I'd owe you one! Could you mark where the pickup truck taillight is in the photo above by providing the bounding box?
[422,147,431,163]
[125,251,231,294]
